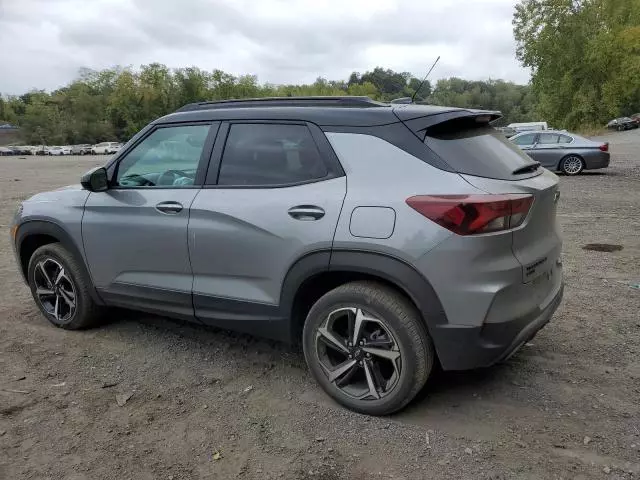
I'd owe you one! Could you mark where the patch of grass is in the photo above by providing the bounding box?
[575,125,609,137]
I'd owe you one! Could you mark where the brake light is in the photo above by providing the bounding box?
[599,143,609,152]
[406,194,534,235]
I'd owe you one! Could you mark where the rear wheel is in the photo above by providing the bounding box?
[302,281,433,415]
[27,243,103,329]
[559,155,584,175]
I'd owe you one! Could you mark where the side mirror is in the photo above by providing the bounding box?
[81,167,109,192]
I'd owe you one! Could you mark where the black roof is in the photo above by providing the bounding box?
[156,96,500,128]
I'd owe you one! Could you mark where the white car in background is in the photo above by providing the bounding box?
[47,146,71,156]
[91,142,120,155]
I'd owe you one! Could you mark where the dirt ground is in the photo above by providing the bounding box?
[1,131,639,480]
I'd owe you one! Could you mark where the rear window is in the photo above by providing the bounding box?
[424,125,539,180]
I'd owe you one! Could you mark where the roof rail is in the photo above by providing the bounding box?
[175,96,385,112]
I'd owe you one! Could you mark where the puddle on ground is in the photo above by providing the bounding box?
[582,243,623,252]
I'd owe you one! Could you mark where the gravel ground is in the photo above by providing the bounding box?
[1,131,639,480]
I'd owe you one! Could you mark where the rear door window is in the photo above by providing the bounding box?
[538,133,561,144]
[217,124,329,186]
[511,133,537,146]
[424,126,539,180]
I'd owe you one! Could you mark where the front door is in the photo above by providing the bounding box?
[82,123,217,318]
[187,122,347,338]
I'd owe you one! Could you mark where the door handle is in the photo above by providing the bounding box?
[155,201,183,214]
[288,205,325,221]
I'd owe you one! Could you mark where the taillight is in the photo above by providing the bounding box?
[406,194,534,235]
[599,143,609,152]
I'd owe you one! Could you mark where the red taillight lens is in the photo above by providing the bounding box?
[406,194,534,235]
[599,143,609,152]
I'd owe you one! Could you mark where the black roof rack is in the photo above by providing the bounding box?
[175,96,386,112]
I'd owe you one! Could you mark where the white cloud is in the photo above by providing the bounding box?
[0,0,530,94]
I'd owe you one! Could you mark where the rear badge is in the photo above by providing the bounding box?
[525,257,548,278]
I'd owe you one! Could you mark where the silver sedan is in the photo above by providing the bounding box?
[510,131,610,175]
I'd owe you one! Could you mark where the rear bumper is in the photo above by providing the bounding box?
[431,282,563,371]
[584,152,610,170]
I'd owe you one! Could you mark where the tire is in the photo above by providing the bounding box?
[559,155,584,175]
[617,125,624,132]
[302,281,434,415]
[27,243,103,330]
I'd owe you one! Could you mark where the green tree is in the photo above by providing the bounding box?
[513,0,640,129]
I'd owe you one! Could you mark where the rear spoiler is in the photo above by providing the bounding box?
[393,106,502,141]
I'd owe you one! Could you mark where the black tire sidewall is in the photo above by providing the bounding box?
[27,245,88,329]
[302,287,427,415]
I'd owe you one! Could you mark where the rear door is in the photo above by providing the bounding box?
[82,122,217,318]
[530,132,564,168]
[188,121,346,337]
[510,133,538,159]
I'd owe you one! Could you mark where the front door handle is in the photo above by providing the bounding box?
[288,205,325,221]
[156,201,183,215]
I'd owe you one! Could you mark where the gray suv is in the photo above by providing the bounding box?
[10,97,563,415]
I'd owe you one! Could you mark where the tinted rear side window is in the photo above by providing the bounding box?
[511,133,537,145]
[538,133,561,144]
[424,126,538,180]
[218,124,329,186]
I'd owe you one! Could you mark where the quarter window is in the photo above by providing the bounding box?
[217,124,328,186]
[558,134,573,144]
[115,125,210,187]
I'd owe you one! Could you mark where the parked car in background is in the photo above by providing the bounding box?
[630,113,640,125]
[606,117,638,131]
[47,146,72,156]
[495,126,517,138]
[13,145,36,155]
[10,96,564,415]
[91,142,120,154]
[71,144,92,155]
[510,130,609,175]
[507,122,548,133]
[0,146,13,156]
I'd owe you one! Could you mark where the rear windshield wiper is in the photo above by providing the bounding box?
[512,162,540,175]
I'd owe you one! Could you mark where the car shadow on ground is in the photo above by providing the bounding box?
[101,309,521,417]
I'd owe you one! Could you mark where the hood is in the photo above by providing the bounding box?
[26,184,87,204]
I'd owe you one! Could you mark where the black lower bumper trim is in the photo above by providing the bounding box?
[431,283,564,371]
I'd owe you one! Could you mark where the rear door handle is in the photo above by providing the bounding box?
[156,201,183,214]
[288,205,325,221]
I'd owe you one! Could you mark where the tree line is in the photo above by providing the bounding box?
[1,0,637,144]
[513,0,640,129]
[0,65,535,145]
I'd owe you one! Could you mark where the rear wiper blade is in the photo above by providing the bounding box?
[512,162,540,175]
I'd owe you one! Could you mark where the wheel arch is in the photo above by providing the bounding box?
[16,221,104,305]
[281,250,448,343]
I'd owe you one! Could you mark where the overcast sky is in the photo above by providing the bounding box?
[0,0,530,95]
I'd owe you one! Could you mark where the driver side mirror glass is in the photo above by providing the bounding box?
[81,167,109,192]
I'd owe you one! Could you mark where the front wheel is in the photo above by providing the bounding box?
[27,243,103,329]
[560,155,584,175]
[303,281,434,415]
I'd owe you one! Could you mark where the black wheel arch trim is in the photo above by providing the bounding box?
[280,249,448,341]
[15,220,104,305]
